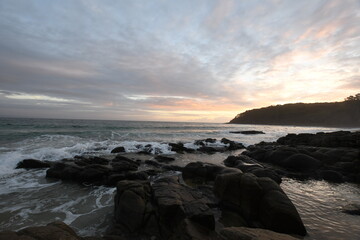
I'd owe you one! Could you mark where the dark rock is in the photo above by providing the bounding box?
[169,142,194,153]
[220,227,300,240]
[198,146,220,154]
[111,159,139,172]
[277,131,360,148]
[224,155,281,184]
[214,172,306,236]
[16,159,51,169]
[281,154,321,171]
[15,221,80,240]
[114,180,155,234]
[162,165,183,172]
[342,204,360,215]
[107,172,148,186]
[155,155,175,163]
[195,138,217,146]
[111,146,126,153]
[46,163,82,181]
[319,170,344,183]
[230,130,265,135]
[152,176,215,236]
[145,160,163,168]
[182,161,240,184]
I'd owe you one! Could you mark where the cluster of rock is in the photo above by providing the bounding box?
[241,131,360,183]
[110,138,245,155]
[112,171,306,239]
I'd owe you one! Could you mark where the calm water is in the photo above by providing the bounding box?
[0,118,359,239]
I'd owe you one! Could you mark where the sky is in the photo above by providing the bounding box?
[0,0,359,122]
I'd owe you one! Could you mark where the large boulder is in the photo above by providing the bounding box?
[280,154,321,171]
[114,180,156,234]
[214,172,306,236]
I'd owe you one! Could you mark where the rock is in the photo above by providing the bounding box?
[155,155,175,163]
[342,204,360,215]
[111,158,139,172]
[319,170,344,183]
[182,162,240,184]
[145,160,163,168]
[277,131,360,148]
[230,130,265,135]
[107,172,149,186]
[195,138,217,146]
[13,221,80,240]
[16,159,51,169]
[111,146,126,153]
[221,138,246,150]
[220,227,300,240]
[281,154,321,171]
[152,176,215,237]
[46,162,82,181]
[214,172,306,236]
[169,142,194,153]
[198,146,220,154]
[114,180,155,234]
[224,155,281,184]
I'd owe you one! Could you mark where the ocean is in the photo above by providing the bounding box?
[0,118,359,239]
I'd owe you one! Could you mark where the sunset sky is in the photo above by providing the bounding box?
[0,0,359,122]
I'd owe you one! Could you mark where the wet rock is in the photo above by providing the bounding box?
[16,159,51,169]
[195,138,217,146]
[224,155,281,184]
[111,146,126,153]
[214,172,306,236]
[319,170,344,183]
[111,158,139,172]
[14,221,80,240]
[230,130,265,135]
[277,131,360,148]
[145,160,163,168]
[107,172,148,186]
[169,142,194,153]
[114,176,216,239]
[221,138,245,150]
[182,161,240,184]
[155,155,175,163]
[342,204,360,215]
[280,154,321,171]
[46,162,82,181]
[152,176,215,236]
[114,180,155,234]
[220,227,300,240]
[198,146,220,154]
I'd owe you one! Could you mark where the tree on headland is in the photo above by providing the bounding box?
[345,93,360,101]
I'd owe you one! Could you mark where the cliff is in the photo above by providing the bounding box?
[229,100,360,127]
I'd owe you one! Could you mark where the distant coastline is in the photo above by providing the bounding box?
[229,98,360,128]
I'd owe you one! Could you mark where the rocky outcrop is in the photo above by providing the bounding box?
[113,176,216,239]
[0,221,81,240]
[243,140,360,183]
[214,172,306,236]
[277,131,360,148]
[16,159,52,169]
[223,155,282,184]
[46,155,148,186]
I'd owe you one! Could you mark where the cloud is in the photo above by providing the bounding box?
[0,0,359,122]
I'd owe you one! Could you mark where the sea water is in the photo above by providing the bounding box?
[0,118,359,239]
